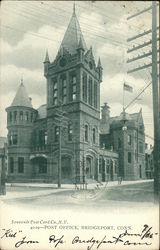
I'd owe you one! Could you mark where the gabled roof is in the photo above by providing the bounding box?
[58,5,87,55]
[110,109,142,124]
[11,81,32,108]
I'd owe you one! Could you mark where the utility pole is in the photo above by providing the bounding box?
[152,1,159,202]
[126,1,159,202]
[58,124,61,188]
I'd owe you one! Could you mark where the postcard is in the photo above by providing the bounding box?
[0,1,159,250]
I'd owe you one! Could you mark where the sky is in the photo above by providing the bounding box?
[0,0,157,145]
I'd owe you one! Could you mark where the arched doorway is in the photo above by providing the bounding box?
[86,157,92,178]
[31,157,47,177]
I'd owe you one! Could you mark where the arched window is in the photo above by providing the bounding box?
[93,128,96,144]
[85,124,88,142]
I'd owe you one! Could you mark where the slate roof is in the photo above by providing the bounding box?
[59,7,87,55]
[11,82,32,108]
[37,104,47,119]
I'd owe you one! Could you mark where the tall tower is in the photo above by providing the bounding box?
[6,80,37,181]
[44,5,103,183]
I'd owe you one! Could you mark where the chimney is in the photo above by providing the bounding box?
[101,102,110,123]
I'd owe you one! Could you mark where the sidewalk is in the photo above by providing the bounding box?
[0,179,153,201]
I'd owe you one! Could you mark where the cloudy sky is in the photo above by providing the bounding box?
[0,1,156,144]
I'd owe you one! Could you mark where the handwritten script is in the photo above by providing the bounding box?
[0,224,158,249]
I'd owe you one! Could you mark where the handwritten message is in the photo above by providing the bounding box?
[0,224,158,249]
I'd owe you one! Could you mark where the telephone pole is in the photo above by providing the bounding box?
[126,1,159,202]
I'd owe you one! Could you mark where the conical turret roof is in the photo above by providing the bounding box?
[58,4,87,55]
[11,80,32,108]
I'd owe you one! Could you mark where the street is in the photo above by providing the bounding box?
[0,180,155,211]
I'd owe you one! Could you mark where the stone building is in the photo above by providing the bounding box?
[6,6,119,184]
[100,103,146,180]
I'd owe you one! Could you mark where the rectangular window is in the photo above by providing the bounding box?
[128,152,132,163]
[12,134,18,145]
[14,111,17,122]
[128,135,131,145]
[9,112,12,122]
[9,157,14,173]
[68,124,73,141]
[25,112,29,121]
[20,111,23,121]
[18,157,24,173]
[55,126,59,142]
[44,131,47,145]
[62,78,67,104]
[53,78,58,105]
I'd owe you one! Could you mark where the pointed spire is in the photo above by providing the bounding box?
[44,49,50,63]
[78,36,84,50]
[58,5,87,55]
[10,81,33,108]
[97,57,102,68]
